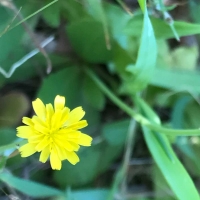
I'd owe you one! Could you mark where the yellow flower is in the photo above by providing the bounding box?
[16,95,92,170]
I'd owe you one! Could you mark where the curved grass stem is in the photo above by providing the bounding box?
[85,67,200,136]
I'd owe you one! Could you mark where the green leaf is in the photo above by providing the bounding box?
[83,74,105,110]
[67,19,111,63]
[153,165,176,200]
[37,67,81,108]
[72,189,109,200]
[42,0,60,27]
[85,0,110,49]
[136,97,173,161]
[104,2,131,49]
[0,8,24,62]
[124,14,200,39]
[0,129,16,146]
[137,95,200,199]
[0,156,6,171]
[125,0,157,93]
[103,119,130,145]
[61,0,89,22]
[138,0,145,12]
[171,96,192,129]
[150,68,200,96]
[0,172,63,198]
[142,126,200,200]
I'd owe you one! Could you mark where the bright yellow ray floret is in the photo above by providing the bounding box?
[16,95,92,170]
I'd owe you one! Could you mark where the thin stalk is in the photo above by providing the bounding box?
[107,119,137,200]
[85,67,200,136]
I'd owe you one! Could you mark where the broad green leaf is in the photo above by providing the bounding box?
[153,165,176,200]
[109,42,135,75]
[124,14,200,39]
[138,0,145,12]
[174,100,200,176]
[137,95,200,199]
[150,68,200,96]
[72,189,109,200]
[125,0,157,93]
[102,119,130,145]
[0,7,24,63]
[67,19,111,63]
[189,1,200,23]
[42,0,60,27]
[0,156,6,171]
[0,172,63,197]
[104,2,131,49]
[0,129,16,146]
[61,0,89,22]
[142,126,200,200]
[85,0,110,49]
[176,137,200,177]
[83,74,105,110]
[37,67,81,108]
[0,6,26,86]
[184,100,200,129]
[171,96,192,129]
[136,97,173,161]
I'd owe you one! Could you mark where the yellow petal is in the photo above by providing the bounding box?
[61,107,70,125]
[32,116,47,128]
[54,95,65,111]
[78,133,92,146]
[19,143,36,157]
[34,124,49,135]
[46,103,54,124]
[64,151,79,165]
[54,145,67,160]
[67,131,81,139]
[39,146,50,163]
[32,98,46,119]
[67,120,88,130]
[28,134,43,143]
[50,148,62,170]
[69,142,80,151]
[54,136,74,151]
[35,136,51,152]
[17,126,35,139]
[22,117,33,126]
[67,107,85,125]
[51,110,62,129]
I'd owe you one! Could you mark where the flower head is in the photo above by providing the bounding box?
[17,95,92,170]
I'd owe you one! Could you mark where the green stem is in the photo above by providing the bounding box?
[7,0,58,32]
[85,68,200,136]
[107,119,136,200]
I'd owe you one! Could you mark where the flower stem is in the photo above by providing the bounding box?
[85,67,200,136]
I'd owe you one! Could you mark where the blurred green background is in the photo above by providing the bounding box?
[1,0,200,199]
